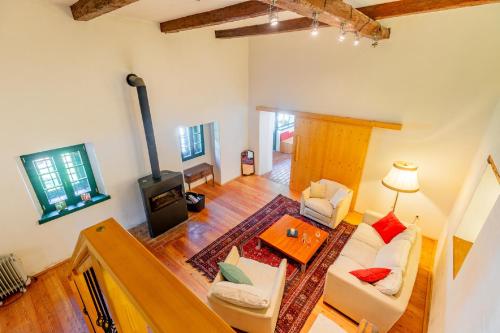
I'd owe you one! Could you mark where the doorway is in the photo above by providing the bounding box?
[263,113,295,186]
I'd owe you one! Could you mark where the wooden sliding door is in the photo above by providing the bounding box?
[290,116,372,209]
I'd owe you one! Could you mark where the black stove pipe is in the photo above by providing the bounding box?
[127,74,161,181]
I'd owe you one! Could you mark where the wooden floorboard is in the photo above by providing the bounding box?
[0,261,87,333]
[263,151,292,186]
[0,176,435,333]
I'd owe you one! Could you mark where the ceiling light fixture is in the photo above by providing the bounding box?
[269,0,279,26]
[372,28,381,48]
[353,32,360,46]
[338,22,346,42]
[311,12,319,36]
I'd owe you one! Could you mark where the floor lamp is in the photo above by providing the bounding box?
[382,161,420,212]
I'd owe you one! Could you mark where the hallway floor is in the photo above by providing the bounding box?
[263,151,291,186]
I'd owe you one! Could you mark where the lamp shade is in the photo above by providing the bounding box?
[382,161,420,193]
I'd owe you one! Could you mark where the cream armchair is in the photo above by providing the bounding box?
[207,246,287,333]
[300,179,353,228]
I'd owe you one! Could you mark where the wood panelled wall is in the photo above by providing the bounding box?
[290,116,372,209]
[257,106,401,210]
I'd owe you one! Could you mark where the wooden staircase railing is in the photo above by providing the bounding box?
[69,218,234,333]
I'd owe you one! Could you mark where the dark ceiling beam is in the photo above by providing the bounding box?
[215,17,327,39]
[215,0,500,39]
[160,1,283,33]
[257,0,390,40]
[359,0,500,20]
[71,0,138,21]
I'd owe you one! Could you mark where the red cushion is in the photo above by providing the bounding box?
[350,268,391,283]
[279,131,289,141]
[280,131,294,141]
[372,212,407,243]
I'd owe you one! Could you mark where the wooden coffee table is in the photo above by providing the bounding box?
[257,215,329,273]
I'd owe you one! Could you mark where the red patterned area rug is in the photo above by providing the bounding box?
[187,194,356,333]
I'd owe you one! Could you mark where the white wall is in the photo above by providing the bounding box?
[248,5,500,239]
[454,166,500,242]
[429,104,500,333]
[257,111,275,174]
[0,0,248,274]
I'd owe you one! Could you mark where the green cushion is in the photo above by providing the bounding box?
[218,262,253,285]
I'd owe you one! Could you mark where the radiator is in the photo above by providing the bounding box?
[0,254,31,305]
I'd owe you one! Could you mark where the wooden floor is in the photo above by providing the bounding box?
[0,176,435,333]
[0,261,87,333]
[263,151,291,186]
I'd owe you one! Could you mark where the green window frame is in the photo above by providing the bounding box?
[21,144,109,224]
[180,125,205,162]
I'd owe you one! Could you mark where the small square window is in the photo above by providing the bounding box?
[21,144,109,224]
[179,125,205,162]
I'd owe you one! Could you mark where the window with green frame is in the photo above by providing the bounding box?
[21,144,109,224]
[179,125,205,162]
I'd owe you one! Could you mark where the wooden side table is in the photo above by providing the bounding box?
[183,163,214,191]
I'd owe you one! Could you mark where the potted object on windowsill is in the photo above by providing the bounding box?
[80,193,91,203]
[185,192,205,212]
[55,200,67,211]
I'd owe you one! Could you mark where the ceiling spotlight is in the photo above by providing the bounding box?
[311,12,319,36]
[269,0,279,26]
[353,32,360,46]
[338,22,346,42]
[372,29,381,48]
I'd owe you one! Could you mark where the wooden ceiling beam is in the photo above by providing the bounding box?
[216,0,500,39]
[71,0,138,21]
[215,17,327,39]
[257,0,391,40]
[359,0,500,20]
[160,1,283,33]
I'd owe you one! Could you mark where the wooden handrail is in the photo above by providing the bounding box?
[70,218,234,333]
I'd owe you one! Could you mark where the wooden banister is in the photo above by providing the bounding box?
[70,218,234,333]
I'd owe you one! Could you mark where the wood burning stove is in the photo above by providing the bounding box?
[128,74,188,238]
[138,171,187,238]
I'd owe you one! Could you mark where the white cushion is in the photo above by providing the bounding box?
[351,223,385,250]
[330,255,364,275]
[310,181,327,198]
[373,240,411,272]
[329,188,348,208]
[341,238,378,268]
[236,257,278,296]
[210,281,270,309]
[375,269,403,295]
[304,198,333,217]
[392,224,418,244]
[320,179,347,198]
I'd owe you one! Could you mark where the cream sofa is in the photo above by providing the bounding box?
[207,246,287,333]
[323,211,422,333]
[300,179,353,228]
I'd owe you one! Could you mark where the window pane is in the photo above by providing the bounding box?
[46,187,68,204]
[194,143,202,154]
[33,157,67,204]
[61,151,91,196]
[179,125,204,161]
[179,127,192,158]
